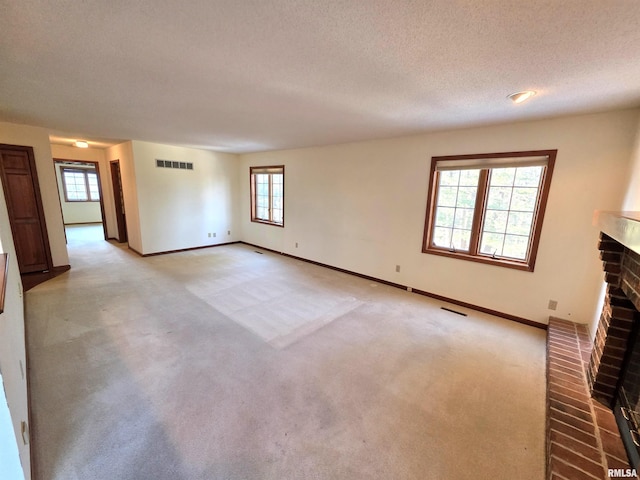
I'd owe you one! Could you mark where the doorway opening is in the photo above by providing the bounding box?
[53,159,108,241]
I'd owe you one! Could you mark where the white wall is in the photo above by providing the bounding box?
[0,182,31,479]
[0,122,69,267]
[131,141,240,254]
[622,120,640,211]
[240,110,640,326]
[51,144,115,232]
[53,164,102,224]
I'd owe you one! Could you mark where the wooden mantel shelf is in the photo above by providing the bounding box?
[595,211,640,255]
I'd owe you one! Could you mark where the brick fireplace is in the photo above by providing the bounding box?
[589,233,640,405]
[546,212,640,479]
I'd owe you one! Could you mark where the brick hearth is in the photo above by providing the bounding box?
[547,318,634,479]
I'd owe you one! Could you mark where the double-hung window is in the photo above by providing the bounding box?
[422,150,556,271]
[250,166,284,227]
[61,167,100,202]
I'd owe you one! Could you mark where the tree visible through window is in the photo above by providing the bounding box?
[250,166,284,226]
[422,150,556,271]
[61,167,100,202]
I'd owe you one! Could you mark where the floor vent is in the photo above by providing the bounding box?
[441,307,467,316]
[156,159,193,170]
[254,251,263,254]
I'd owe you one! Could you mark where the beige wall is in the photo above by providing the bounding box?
[0,122,69,267]
[131,141,240,254]
[240,110,640,326]
[104,142,142,250]
[0,182,31,479]
[622,120,640,211]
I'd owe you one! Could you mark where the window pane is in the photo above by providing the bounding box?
[435,207,455,228]
[452,228,471,251]
[480,232,505,256]
[439,170,459,186]
[87,172,100,200]
[256,206,268,220]
[510,187,538,212]
[437,186,458,207]
[453,208,474,230]
[433,227,452,248]
[486,187,512,210]
[506,211,533,236]
[483,210,508,234]
[490,168,516,186]
[459,170,480,186]
[502,235,529,260]
[257,195,268,208]
[456,187,477,208]
[514,166,542,187]
[63,171,88,201]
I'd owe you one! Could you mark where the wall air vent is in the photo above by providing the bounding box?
[156,159,193,170]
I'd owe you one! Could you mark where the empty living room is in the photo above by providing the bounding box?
[1,1,640,479]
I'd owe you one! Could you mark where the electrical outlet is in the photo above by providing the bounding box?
[295,242,298,248]
[208,233,212,238]
[19,361,24,379]
[227,230,231,235]
[395,265,401,273]
[548,300,558,311]
[213,232,216,237]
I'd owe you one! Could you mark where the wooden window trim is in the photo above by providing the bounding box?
[422,150,556,272]
[250,165,285,227]
[60,166,100,202]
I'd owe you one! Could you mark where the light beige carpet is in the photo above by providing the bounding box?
[25,224,546,480]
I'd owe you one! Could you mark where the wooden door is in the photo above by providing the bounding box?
[110,160,127,243]
[0,144,53,273]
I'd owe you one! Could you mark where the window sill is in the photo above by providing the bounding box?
[250,219,284,228]
[422,247,534,272]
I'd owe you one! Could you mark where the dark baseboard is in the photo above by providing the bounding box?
[240,241,546,330]
[129,241,240,257]
[411,288,546,330]
[240,242,407,290]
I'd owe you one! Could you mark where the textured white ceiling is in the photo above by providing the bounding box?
[1,0,640,153]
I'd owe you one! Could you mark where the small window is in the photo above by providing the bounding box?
[250,166,284,227]
[61,167,100,202]
[422,150,556,271]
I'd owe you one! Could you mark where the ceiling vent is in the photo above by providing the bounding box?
[156,159,193,170]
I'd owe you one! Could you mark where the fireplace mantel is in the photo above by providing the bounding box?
[595,211,640,255]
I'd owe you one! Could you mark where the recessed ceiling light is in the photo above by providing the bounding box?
[74,140,89,148]
[508,91,536,104]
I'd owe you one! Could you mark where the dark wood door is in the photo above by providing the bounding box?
[0,145,53,273]
[110,160,127,243]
